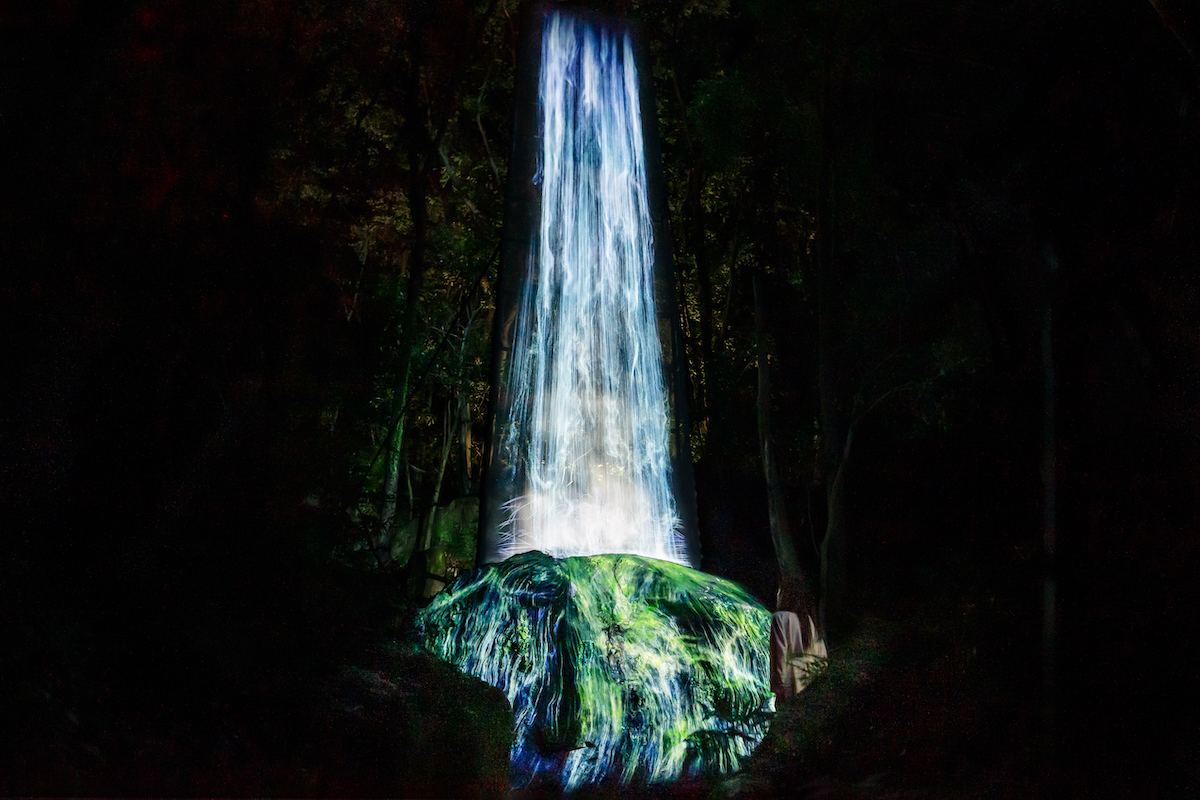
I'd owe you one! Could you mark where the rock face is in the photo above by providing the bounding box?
[0,645,514,798]
[314,650,513,798]
[392,496,480,595]
[416,552,772,791]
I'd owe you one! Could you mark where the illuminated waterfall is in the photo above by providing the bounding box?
[416,11,773,792]
[496,11,684,564]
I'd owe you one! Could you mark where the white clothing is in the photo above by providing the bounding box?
[770,611,826,701]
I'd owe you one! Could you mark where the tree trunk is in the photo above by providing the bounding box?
[379,58,431,565]
[379,389,404,559]
[418,397,458,597]
[459,387,472,495]
[814,37,852,641]
[423,397,455,551]
[455,306,478,495]
[754,274,814,622]
[379,235,424,562]
[821,426,852,640]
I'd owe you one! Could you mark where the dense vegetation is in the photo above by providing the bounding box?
[3,0,1197,795]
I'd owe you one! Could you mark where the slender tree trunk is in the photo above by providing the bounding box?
[814,49,856,640]
[379,442,402,560]
[821,426,852,639]
[406,461,416,518]
[424,292,479,550]
[379,59,431,565]
[379,265,409,557]
[459,388,472,495]
[754,274,813,621]
[378,250,424,561]
[423,398,455,551]
[454,307,478,495]
[419,397,459,597]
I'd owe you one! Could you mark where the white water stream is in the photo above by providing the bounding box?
[497,11,684,564]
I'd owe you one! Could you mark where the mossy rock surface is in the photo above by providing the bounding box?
[416,552,772,791]
[391,496,479,576]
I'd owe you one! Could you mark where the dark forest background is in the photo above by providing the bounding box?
[2,0,1198,796]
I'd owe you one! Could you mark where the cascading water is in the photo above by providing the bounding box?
[496,10,683,564]
[416,10,775,791]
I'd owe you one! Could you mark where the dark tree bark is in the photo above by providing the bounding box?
[422,397,455,556]
[814,37,852,641]
[379,50,432,565]
[754,274,815,623]
[458,387,472,495]
[820,425,852,640]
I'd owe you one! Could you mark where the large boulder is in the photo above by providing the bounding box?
[416,552,773,791]
[311,649,513,798]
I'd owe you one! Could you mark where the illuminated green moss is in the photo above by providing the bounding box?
[416,552,772,790]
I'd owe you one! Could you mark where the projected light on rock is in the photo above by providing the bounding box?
[417,553,773,790]
[488,9,689,565]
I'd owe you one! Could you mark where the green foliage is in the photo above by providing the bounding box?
[256,0,517,542]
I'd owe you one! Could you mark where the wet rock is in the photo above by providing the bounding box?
[417,552,773,792]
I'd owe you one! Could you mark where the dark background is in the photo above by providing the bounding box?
[3,0,1198,795]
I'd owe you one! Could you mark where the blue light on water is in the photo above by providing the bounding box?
[497,11,684,565]
[416,13,775,791]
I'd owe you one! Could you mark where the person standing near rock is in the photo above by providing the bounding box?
[770,586,827,707]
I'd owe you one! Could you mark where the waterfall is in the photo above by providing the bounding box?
[418,16,773,790]
[496,11,684,564]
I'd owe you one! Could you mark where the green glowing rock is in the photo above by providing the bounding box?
[416,552,772,790]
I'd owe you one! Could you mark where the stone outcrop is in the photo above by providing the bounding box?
[417,552,773,791]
